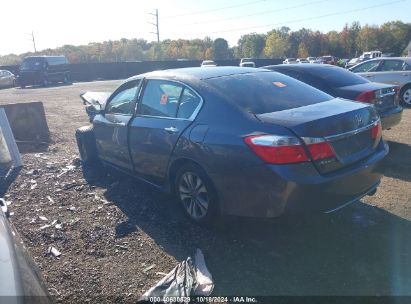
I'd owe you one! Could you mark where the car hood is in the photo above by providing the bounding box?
[80,91,111,110]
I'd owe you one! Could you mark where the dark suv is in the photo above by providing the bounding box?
[17,56,70,88]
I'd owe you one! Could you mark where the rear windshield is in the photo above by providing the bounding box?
[307,66,369,88]
[206,72,332,114]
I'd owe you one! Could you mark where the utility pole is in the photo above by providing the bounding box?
[31,31,37,53]
[148,9,160,43]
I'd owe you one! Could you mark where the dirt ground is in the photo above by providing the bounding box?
[0,81,411,303]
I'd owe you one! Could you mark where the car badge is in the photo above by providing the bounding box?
[354,114,363,127]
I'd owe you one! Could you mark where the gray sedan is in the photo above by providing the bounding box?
[349,57,411,107]
[0,70,16,88]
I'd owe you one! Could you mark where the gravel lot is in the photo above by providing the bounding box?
[1,81,411,302]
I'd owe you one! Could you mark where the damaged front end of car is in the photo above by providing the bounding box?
[80,91,111,122]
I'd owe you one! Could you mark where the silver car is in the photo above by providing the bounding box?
[349,57,411,107]
[0,70,15,88]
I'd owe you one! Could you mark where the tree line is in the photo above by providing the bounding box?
[0,20,410,65]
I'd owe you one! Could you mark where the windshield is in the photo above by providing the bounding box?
[206,71,332,114]
[20,58,45,70]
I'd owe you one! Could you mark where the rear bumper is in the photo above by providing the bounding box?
[380,105,403,130]
[211,140,388,218]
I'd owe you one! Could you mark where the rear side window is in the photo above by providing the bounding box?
[141,80,183,118]
[140,80,201,119]
[380,60,405,71]
[206,72,332,114]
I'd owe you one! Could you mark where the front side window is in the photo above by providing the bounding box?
[105,80,140,115]
[351,60,381,73]
[380,60,406,72]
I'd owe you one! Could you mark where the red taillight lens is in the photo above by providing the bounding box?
[244,135,309,164]
[371,121,382,141]
[356,90,376,103]
[244,135,336,164]
[306,141,336,160]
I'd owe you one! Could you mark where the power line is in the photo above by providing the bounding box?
[162,0,267,19]
[169,0,330,27]
[192,0,407,36]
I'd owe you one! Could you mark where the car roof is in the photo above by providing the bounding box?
[360,57,411,63]
[126,67,269,82]
[264,63,340,71]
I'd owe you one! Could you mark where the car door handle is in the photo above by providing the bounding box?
[164,126,178,133]
[364,75,372,77]
[108,122,126,127]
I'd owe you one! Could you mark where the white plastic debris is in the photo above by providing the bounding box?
[55,223,63,229]
[40,224,51,230]
[193,248,214,296]
[48,246,61,258]
[143,264,156,273]
[39,216,48,221]
[141,248,214,300]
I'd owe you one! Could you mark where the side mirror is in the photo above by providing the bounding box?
[86,105,102,122]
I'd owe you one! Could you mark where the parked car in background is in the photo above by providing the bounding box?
[0,70,16,88]
[296,58,309,63]
[307,57,317,63]
[201,60,217,67]
[239,58,256,67]
[346,58,362,69]
[349,57,411,107]
[0,199,51,301]
[264,64,403,130]
[283,58,297,64]
[76,67,387,224]
[17,55,70,88]
[360,51,382,60]
[321,55,337,65]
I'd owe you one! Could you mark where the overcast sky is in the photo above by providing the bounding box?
[0,0,410,55]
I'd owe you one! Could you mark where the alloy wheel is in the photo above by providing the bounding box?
[178,172,209,220]
[402,88,411,106]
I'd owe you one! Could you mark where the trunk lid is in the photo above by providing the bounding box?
[335,83,398,112]
[256,98,381,174]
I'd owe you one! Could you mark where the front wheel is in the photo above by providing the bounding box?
[75,125,99,165]
[400,85,411,107]
[175,163,219,225]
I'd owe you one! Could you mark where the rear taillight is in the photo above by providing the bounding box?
[244,135,335,164]
[371,121,382,142]
[356,90,376,103]
[302,138,336,160]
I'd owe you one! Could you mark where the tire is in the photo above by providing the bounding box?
[175,163,219,225]
[400,84,411,107]
[63,74,69,84]
[75,125,99,165]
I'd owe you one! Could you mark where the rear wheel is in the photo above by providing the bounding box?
[400,84,411,107]
[75,125,99,165]
[175,163,218,225]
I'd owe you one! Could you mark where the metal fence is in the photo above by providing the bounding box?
[0,59,282,82]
